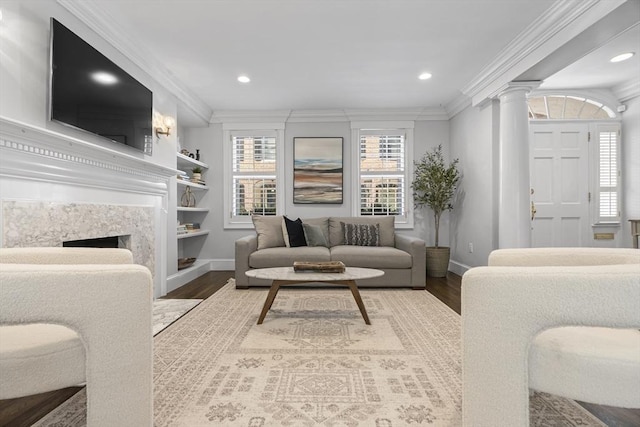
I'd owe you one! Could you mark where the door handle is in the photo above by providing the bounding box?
[531,201,537,221]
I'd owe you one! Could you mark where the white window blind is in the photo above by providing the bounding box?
[231,135,277,217]
[597,130,619,221]
[359,133,406,217]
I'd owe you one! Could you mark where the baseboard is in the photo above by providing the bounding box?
[449,259,471,276]
[166,259,214,293]
[211,259,234,271]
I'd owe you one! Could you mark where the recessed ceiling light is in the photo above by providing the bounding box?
[237,75,251,83]
[610,52,634,63]
[91,71,118,85]
[418,72,432,80]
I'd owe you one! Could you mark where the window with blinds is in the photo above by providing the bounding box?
[597,130,619,222]
[359,133,405,216]
[231,135,277,217]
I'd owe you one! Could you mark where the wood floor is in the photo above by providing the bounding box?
[1,271,638,427]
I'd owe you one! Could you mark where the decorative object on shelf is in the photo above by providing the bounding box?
[293,137,343,204]
[196,149,200,161]
[293,260,346,273]
[180,186,196,207]
[412,144,461,277]
[178,257,196,270]
[192,167,202,182]
[180,149,191,156]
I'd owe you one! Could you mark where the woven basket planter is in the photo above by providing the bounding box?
[426,247,450,278]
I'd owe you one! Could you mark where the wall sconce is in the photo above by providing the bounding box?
[155,115,175,138]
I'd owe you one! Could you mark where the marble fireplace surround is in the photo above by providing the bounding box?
[2,201,155,274]
[0,117,177,297]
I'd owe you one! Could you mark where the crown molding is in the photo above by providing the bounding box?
[344,108,446,122]
[287,110,349,123]
[461,0,626,105]
[613,79,640,102]
[444,94,472,119]
[415,107,450,121]
[57,0,213,125]
[211,110,292,124]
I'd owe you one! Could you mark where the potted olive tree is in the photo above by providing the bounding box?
[412,145,461,277]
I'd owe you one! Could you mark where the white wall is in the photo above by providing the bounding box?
[0,0,179,296]
[0,0,178,168]
[182,119,450,264]
[449,101,500,272]
[621,95,640,248]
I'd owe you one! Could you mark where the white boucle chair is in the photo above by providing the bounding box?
[0,247,153,426]
[461,247,640,427]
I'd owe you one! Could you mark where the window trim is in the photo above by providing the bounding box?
[350,121,414,228]
[223,123,285,229]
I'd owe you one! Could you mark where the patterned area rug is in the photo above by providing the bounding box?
[152,298,202,336]
[35,280,605,426]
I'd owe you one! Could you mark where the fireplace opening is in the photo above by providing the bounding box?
[63,235,128,249]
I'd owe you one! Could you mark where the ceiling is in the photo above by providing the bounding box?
[79,0,638,123]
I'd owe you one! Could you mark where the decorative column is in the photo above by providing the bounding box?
[498,82,539,248]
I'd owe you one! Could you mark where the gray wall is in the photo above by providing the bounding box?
[449,101,500,271]
[182,119,450,263]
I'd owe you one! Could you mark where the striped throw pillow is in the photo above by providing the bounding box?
[342,222,380,246]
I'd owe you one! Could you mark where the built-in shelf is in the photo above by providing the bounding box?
[171,150,211,293]
[177,229,210,239]
[177,179,209,190]
[177,207,209,212]
[176,152,208,169]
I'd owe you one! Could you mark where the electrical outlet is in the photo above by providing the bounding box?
[468,242,474,253]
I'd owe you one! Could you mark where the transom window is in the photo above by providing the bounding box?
[528,95,616,120]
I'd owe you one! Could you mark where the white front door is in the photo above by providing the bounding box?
[530,123,590,247]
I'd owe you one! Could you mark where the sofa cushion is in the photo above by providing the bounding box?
[342,222,380,246]
[282,216,307,247]
[0,324,85,399]
[249,246,331,268]
[302,223,329,247]
[330,245,412,269]
[252,215,285,250]
[329,216,395,247]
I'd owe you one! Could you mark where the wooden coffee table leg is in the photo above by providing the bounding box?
[346,280,371,325]
[257,281,282,324]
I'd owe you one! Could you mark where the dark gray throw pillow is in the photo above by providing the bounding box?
[302,223,329,247]
[282,216,307,247]
[342,222,380,246]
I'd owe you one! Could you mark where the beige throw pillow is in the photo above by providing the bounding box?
[252,215,285,250]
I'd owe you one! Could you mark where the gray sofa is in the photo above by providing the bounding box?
[235,216,426,289]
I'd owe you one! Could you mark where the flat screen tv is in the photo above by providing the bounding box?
[49,18,152,153]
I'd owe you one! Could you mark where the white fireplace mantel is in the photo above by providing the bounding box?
[0,116,177,192]
[0,116,178,297]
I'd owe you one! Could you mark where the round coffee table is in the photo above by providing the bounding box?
[245,267,384,325]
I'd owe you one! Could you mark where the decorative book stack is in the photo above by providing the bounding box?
[293,261,346,273]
